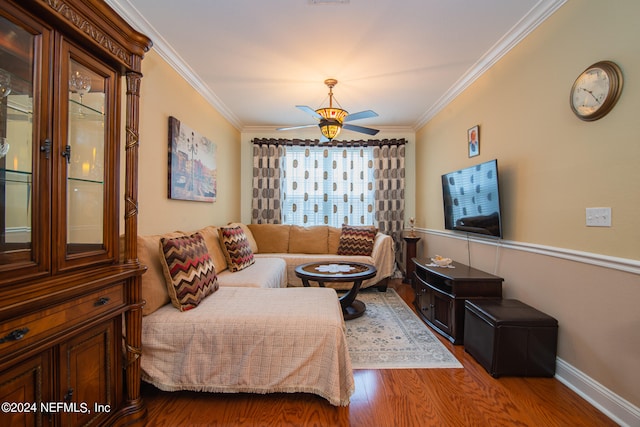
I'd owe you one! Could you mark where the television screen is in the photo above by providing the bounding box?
[441,159,503,238]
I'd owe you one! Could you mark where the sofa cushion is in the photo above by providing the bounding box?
[216,257,287,288]
[289,225,328,254]
[197,226,228,273]
[327,226,342,254]
[139,231,184,316]
[247,224,290,253]
[219,225,256,272]
[337,225,377,256]
[159,232,219,311]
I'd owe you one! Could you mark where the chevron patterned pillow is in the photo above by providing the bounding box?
[337,225,377,256]
[159,232,219,311]
[219,225,255,272]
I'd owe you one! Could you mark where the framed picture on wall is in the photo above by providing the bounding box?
[468,125,479,158]
[168,116,217,202]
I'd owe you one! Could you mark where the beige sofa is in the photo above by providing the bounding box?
[246,223,395,290]
[137,223,394,317]
[135,223,394,406]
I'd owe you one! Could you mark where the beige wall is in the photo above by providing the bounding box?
[130,50,241,235]
[416,0,639,407]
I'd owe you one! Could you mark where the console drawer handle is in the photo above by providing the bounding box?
[94,297,110,306]
[0,327,30,344]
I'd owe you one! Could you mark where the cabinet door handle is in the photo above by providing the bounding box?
[40,139,51,159]
[94,297,110,306]
[0,327,30,344]
[61,144,71,163]
[64,388,74,403]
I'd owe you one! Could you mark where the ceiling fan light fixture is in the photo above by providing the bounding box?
[316,106,347,141]
[319,118,342,141]
[316,107,348,121]
[278,78,378,140]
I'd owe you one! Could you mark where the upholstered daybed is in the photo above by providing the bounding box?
[137,223,392,405]
[141,286,354,406]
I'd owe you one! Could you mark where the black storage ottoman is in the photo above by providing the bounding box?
[464,299,558,378]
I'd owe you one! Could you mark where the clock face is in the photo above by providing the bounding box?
[571,68,610,116]
[570,61,623,121]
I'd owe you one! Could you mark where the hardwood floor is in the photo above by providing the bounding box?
[142,280,615,426]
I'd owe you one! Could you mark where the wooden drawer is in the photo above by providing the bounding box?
[0,283,125,358]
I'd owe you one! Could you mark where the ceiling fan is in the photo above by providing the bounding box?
[277,78,379,142]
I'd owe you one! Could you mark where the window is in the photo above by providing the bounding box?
[282,145,375,227]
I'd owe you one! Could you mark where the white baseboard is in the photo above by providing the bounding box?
[555,358,640,427]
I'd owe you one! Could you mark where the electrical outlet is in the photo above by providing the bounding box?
[586,207,611,227]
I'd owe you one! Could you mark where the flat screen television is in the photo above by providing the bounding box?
[441,159,503,238]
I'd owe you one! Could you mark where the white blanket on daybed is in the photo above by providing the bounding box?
[141,287,355,406]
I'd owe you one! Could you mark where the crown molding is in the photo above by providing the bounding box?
[414,0,567,129]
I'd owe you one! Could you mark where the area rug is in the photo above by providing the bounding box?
[344,289,463,369]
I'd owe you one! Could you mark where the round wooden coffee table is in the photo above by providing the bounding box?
[295,261,377,320]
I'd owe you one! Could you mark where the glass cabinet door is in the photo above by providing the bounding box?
[60,45,117,268]
[66,59,105,254]
[0,11,49,280]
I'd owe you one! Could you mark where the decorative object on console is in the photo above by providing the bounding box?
[168,116,217,202]
[570,60,623,121]
[408,217,416,236]
[159,232,219,311]
[430,255,453,267]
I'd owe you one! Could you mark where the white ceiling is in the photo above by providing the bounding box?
[107,0,565,134]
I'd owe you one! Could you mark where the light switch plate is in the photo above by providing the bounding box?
[586,207,611,227]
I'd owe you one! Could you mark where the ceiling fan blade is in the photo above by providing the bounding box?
[343,123,379,135]
[277,124,318,131]
[344,110,378,122]
[296,105,323,120]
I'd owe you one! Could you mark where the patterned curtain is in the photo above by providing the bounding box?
[373,139,406,276]
[281,143,375,227]
[251,139,284,223]
[251,138,407,264]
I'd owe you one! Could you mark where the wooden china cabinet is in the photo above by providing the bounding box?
[0,1,151,426]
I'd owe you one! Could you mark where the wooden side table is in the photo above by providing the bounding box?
[295,261,377,320]
[402,235,421,285]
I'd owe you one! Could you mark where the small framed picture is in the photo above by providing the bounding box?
[468,125,479,157]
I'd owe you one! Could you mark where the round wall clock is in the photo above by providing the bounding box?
[570,60,623,121]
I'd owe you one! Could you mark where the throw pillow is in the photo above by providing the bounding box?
[218,225,256,272]
[159,232,219,311]
[336,225,377,256]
